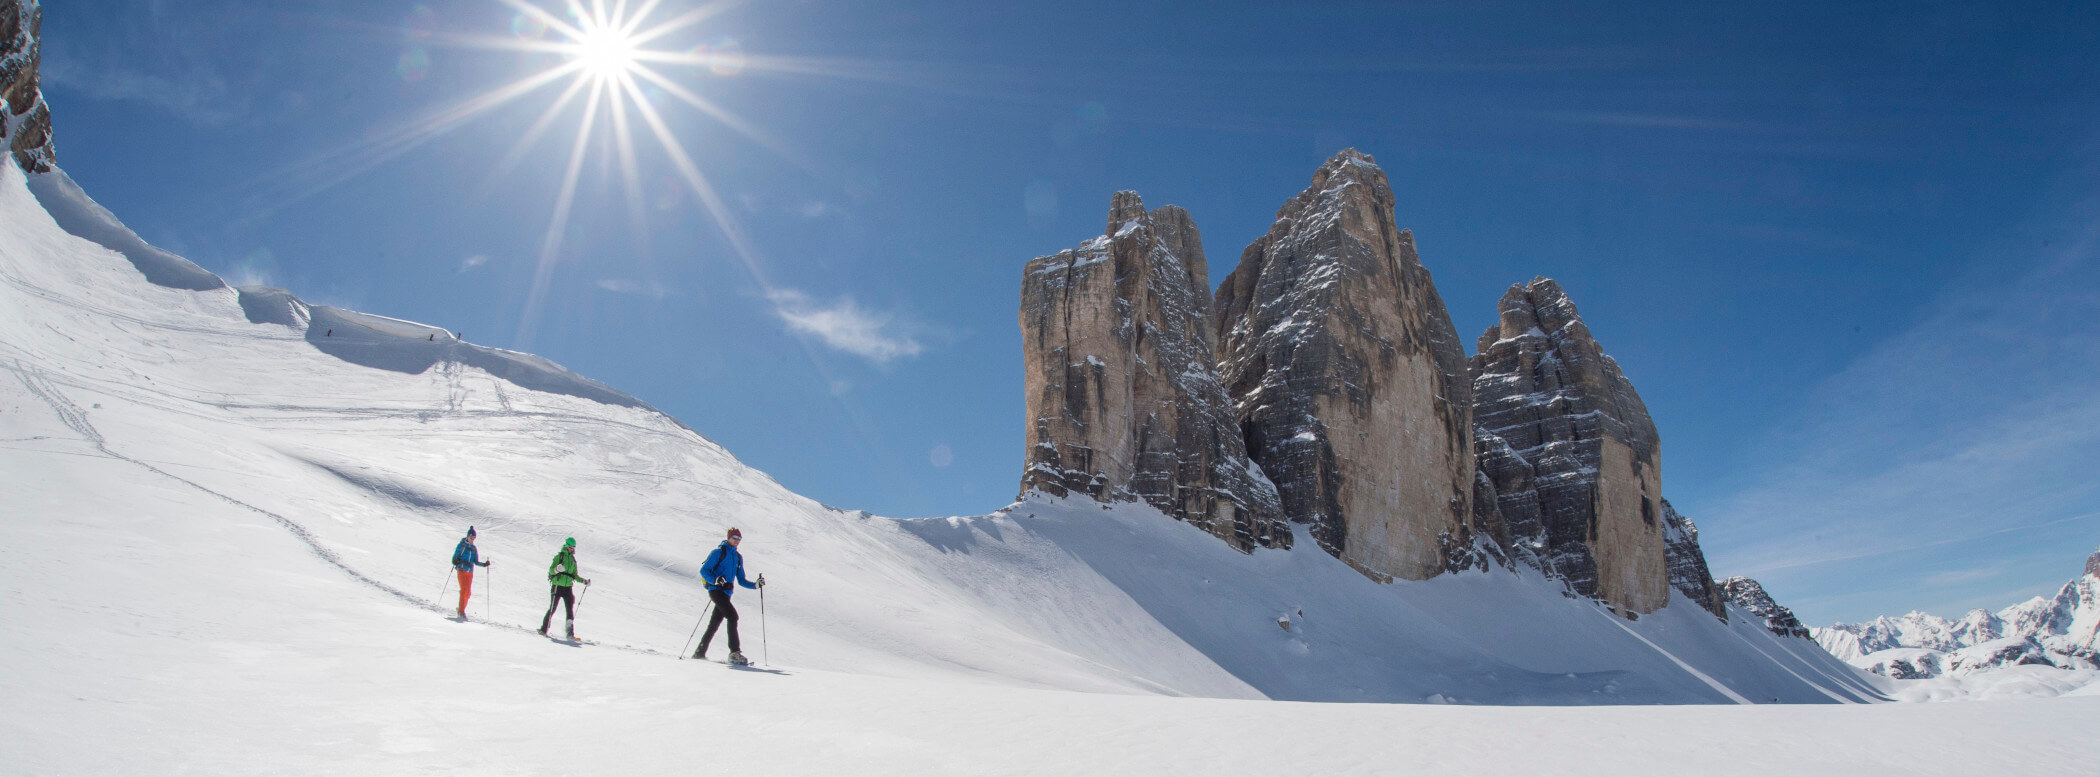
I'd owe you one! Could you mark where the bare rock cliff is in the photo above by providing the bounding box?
[1213,149,1476,581]
[1661,499,1727,620]
[1019,192,1288,550]
[1470,278,1669,615]
[1,0,53,173]
[1721,576,1812,638]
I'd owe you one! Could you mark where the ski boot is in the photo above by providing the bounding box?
[727,651,750,666]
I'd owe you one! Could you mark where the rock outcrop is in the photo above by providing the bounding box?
[1661,500,1727,619]
[1,0,53,174]
[1011,152,1736,613]
[1721,576,1811,638]
[1470,278,1668,616]
[1212,149,1476,582]
[1019,192,1288,550]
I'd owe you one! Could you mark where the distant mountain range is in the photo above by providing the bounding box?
[1814,548,2100,679]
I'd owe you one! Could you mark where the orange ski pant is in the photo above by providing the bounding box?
[456,569,474,613]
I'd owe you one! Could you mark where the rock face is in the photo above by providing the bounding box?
[1011,152,1734,613]
[1721,576,1812,638]
[1471,278,1668,615]
[1,0,53,174]
[1019,191,1288,551]
[1212,149,1476,582]
[1661,500,1727,620]
[1813,546,2100,678]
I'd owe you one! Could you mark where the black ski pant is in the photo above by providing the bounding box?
[696,588,740,656]
[541,584,576,634]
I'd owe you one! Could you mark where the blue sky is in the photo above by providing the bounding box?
[36,0,2100,625]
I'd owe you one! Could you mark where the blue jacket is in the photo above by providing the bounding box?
[452,539,487,572]
[700,541,756,595]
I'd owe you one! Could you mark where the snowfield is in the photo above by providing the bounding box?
[5,160,2100,775]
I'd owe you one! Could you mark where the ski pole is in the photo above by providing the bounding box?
[486,562,494,622]
[438,569,453,611]
[679,601,712,660]
[758,574,769,666]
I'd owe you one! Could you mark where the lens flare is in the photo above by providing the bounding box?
[705,38,745,76]
[402,5,439,40]
[510,11,547,39]
[396,47,433,82]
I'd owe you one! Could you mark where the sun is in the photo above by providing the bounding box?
[269,0,802,348]
[475,0,793,346]
[572,24,639,79]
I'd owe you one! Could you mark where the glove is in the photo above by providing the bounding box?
[756,574,765,588]
[584,578,593,585]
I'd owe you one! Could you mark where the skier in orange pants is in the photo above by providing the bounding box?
[451,527,492,618]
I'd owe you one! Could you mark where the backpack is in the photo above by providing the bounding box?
[704,543,737,590]
[452,540,470,569]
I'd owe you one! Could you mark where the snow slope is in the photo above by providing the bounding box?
[6,160,2099,773]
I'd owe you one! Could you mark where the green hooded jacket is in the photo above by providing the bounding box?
[548,548,580,587]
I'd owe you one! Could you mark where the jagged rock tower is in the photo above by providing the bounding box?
[1,0,53,174]
[1019,192,1288,550]
[1661,499,1727,619]
[1722,577,1812,638]
[1213,149,1477,582]
[1471,278,1669,615]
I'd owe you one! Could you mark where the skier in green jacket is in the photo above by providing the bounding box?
[539,537,592,640]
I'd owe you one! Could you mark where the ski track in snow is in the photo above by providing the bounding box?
[7,359,684,654]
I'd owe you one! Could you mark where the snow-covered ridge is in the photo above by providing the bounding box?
[1812,548,2100,697]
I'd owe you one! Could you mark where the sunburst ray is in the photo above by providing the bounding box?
[516,77,608,348]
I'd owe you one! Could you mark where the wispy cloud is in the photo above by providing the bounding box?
[798,200,834,219]
[1701,214,2100,621]
[595,279,676,300]
[765,289,925,364]
[43,60,240,125]
[1923,564,2007,587]
[38,4,248,127]
[459,254,489,273]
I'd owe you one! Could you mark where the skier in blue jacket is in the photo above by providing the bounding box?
[693,527,762,664]
[450,527,492,619]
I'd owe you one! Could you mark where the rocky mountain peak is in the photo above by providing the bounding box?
[1019,192,1287,550]
[1106,189,1149,231]
[1721,577,1811,638]
[1471,277,1668,616]
[2,0,55,173]
[1660,500,1727,620]
[1815,547,2100,678]
[1213,149,1477,582]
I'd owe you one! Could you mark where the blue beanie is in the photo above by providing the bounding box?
[467,526,477,538]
